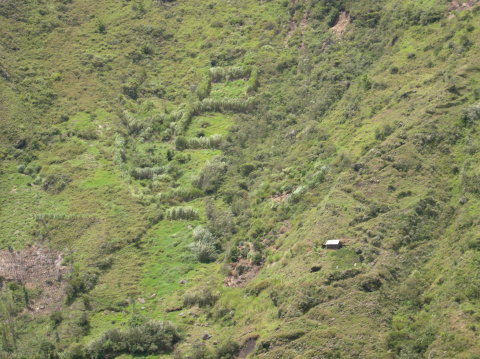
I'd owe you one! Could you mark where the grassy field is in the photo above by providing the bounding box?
[1,0,480,358]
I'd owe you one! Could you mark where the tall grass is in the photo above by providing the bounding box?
[192,157,228,193]
[131,166,168,180]
[172,106,195,134]
[176,134,223,150]
[157,187,203,202]
[194,97,255,113]
[286,166,329,204]
[183,287,218,307]
[172,97,254,135]
[121,111,165,140]
[122,111,145,135]
[209,66,251,82]
[196,75,211,100]
[246,67,259,94]
[35,213,91,221]
[113,134,126,164]
[166,206,199,220]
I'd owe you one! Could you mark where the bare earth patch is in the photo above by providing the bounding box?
[0,245,68,313]
[224,259,261,288]
[331,11,351,37]
[449,0,480,11]
[271,192,290,203]
[237,336,258,359]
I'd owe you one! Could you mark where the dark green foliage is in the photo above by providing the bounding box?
[2,0,480,357]
[85,320,180,357]
[192,157,227,193]
[374,124,394,141]
[215,339,240,359]
[131,166,167,179]
[65,267,99,303]
[95,19,106,34]
[121,72,147,100]
[41,173,71,194]
[166,206,199,220]
[359,276,383,292]
[325,269,361,285]
[39,340,58,359]
[50,311,63,328]
[461,101,480,126]
[205,200,234,236]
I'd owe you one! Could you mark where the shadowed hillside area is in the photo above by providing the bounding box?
[1,0,480,358]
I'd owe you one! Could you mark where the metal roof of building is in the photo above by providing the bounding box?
[325,239,341,245]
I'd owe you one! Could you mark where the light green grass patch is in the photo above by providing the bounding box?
[186,113,234,137]
[210,79,248,99]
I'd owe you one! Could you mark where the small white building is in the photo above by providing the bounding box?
[325,239,342,249]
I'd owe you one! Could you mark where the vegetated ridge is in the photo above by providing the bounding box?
[0,0,480,358]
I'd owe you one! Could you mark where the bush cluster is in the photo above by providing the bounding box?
[85,320,180,357]
[166,206,199,220]
[461,101,480,126]
[189,225,218,263]
[192,157,228,193]
[209,66,251,82]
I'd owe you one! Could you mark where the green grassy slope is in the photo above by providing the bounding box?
[1,0,480,358]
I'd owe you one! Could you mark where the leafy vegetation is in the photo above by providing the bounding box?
[1,0,480,357]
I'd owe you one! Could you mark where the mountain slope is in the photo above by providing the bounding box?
[0,0,479,358]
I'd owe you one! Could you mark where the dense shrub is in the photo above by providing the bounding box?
[175,136,188,150]
[189,240,217,263]
[195,98,255,113]
[246,68,259,94]
[65,268,99,303]
[158,187,203,202]
[192,157,228,193]
[131,166,167,180]
[42,173,71,194]
[192,225,214,242]
[86,320,180,357]
[215,339,240,359]
[205,201,234,236]
[461,101,480,126]
[374,124,394,141]
[189,226,218,262]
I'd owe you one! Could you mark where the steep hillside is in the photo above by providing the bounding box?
[1,0,480,358]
